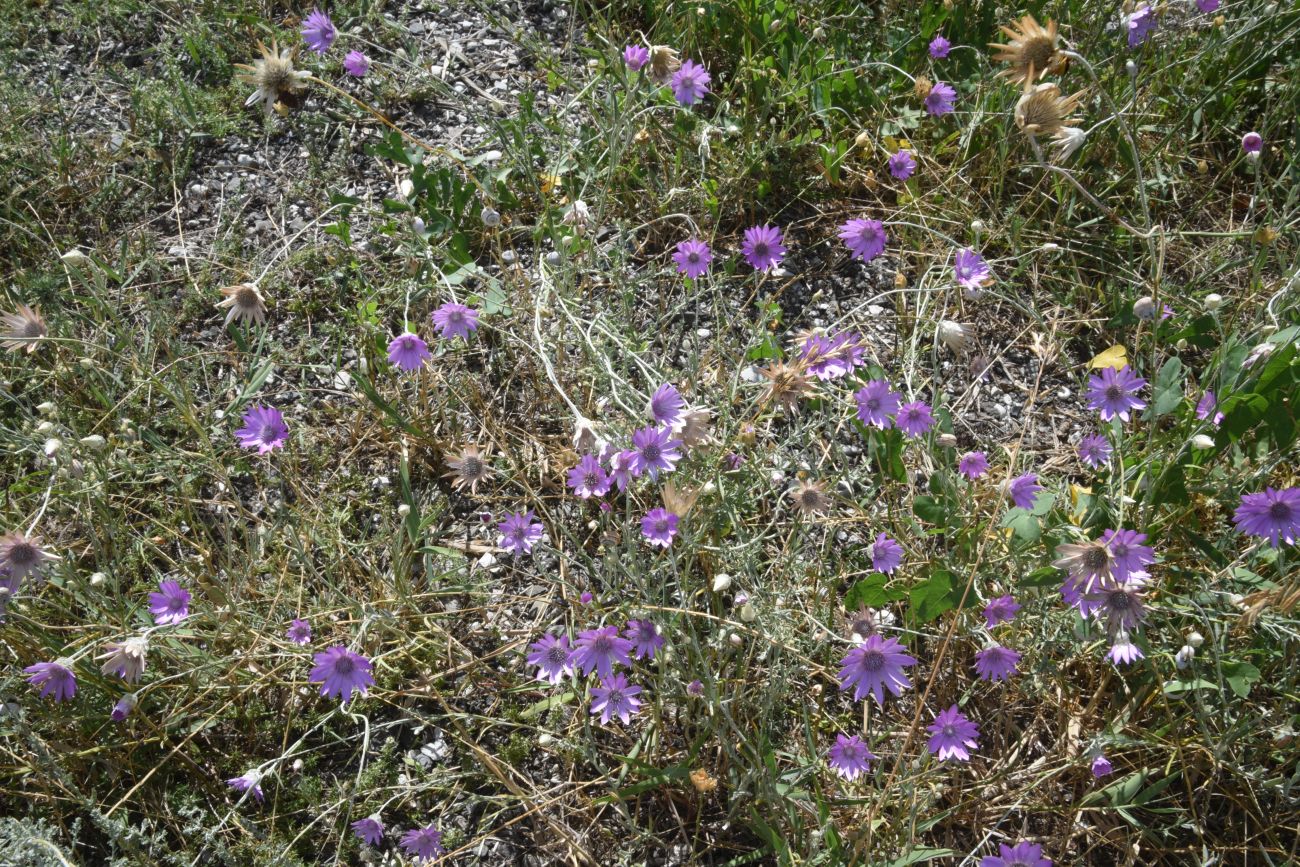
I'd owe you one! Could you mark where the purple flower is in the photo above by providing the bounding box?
[629,425,681,480]
[227,771,264,803]
[801,332,863,380]
[1100,528,1155,582]
[929,34,951,59]
[838,218,887,263]
[308,645,376,703]
[982,595,1020,628]
[111,693,137,721]
[352,816,384,846]
[741,224,787,271]
[1127,5,1156,48]
[925,81,956,116]
[671,59,710,105]
[837,633,916,706]
[148,579,191,626]
[567,454,612,499]
[973,645,1021,682]
[1233,487,1300,548]
[648,383,686,427]
[235,405,288,454]
[1241,131,1263,154]
[827,734,876,781]
[498,510,544,556]
[724,452,745,471]
[926,704,980,762]
[579,591,594,605]
[387,332,430,371]
[888,150,917,180]
[1091,754,1114,778]
[979,841,1052,867]
[430,302,479,340]
[1107,634,1144,666]
[854,379,901,429]
[673,238,712,279]
[609,448,637,491]
[301,8,336,54]
[572,625,634,679]
[1078,433,1112,469]
[958,451,990,480]
[895,401,935,438]
[343,50,370,77]
[1008,473,1043,510]
[954,248,992,292]
[24,660,77,702]
[641,507,680,548]
[1086,579,1148,638]
[1059,575,1105,619]
[624,619,664,660]
[400,824,445,862]
[869,532,904,574]
[590,672,643,724]
[1087,365,1147,423]
[1196,391,1223,426]
[525,633,574,685]
[1196,0,1220,10]
[623,44,649,71]
[287,619,312,645]
[686,679,704,697]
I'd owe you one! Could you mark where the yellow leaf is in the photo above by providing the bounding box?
[1088,345,1128,371]
[883,136,912,153]
[539,173,561,195]
[1069,483,1093,514]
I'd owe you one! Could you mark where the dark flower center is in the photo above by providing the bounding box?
[1105,385,1124,401]
[8,543,36,567]
[584,472,600,488]
[942,724,957,738]
[260,424,279,442]
[687,252,699,263]
[606,688,624,704]
[461,457,482,476]
[641,444,661,462]
[753,242,769,257]
[801,490,820,507]
[860,649,885,673]
[592,636,612,654]
[1269,501,1292,521]
[545,645,567,664]
[447,311,464,324]
[334,657,354,675]
[1111,542,1130,558]
[1083,547,1109,571]
[654,519,670,533]
[866,398,880,411]
[1108,590,1133,611]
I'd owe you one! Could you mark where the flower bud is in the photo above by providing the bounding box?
[1203,293,1222,311]
[1191,434,1215,450]
[36,421,54,434]
[936,433,957,449]
[769,19,783,32]
[1125,59,1137,79]
[79,434,106,451]
[44,438,61,457]
[728,632,743,646]
[480,206,502,227]
[90,572,106,585]
[411,216,426,235]
[60,249,92,268]
[733,591,749,606]
[1186,630,1204,648]
[739,602,756,623]
[1175,645,1195,670]
[937,320,971,352]
[712,573,732,592]
[111,693,138,722]
[686,679,704,697]
[37,401,56,415]
[893,271,907,289]
[1132,296,1157,320]
[854,130,871,149]
[397,504,411,517]
[970,219,985,233]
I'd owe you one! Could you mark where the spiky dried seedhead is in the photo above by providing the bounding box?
[1015,82,1085,137]
[445,443,494,494]
[236,41,311,115]
[648,45,681,85]
[217,283,268,327]
[788,479,830,517]
[2,304,48,353]
[990,15,1066,85]
[758,361,813,412]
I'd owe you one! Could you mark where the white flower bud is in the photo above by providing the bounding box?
[936,433,957,449]
[79,434,106,450]
[480,206,501,227]
[397,504,411,517]
[970,219,985,233]
[1133,296,1157,320]
[1175,338,1188,351]
[90,572,106,585]
[1125,59,1137,78]
[398,178,414,200]
[1175,645,1195,669]
[545,250,561,267]
[44,438,61,457]
[36,421,54,434]
[1186,630,1204,648]
[586,58,599,69]
[712,573,732,592]
[1191,434,1215,450]
[1203,293,1222,311]
[292,758,304,772]
[701,481,717,495]
[411,216,426,235]
[60,249,92,268]
[538,732,554,746]
[739,602,756,623]
[937,320,971,352]
[37,401,56,415]
[769,18,783,32]
[728,632,743,646]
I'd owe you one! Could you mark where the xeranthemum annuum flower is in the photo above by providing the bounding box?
[1015,81,1085,138]
[236,41,311,115]
[990,14,1065,84]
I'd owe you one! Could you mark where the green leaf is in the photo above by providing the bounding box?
[1151,356,1184,417]
[887,849,955,867]
[1163,678,1217,694]
[910,570,956,622]
[747,335,782,361]
[845,575,906,609]
[913,495,948,524]
[1001,509,1041,543]
[1222,661,1261,698]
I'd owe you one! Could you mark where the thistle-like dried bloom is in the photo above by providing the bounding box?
[217,283,268,327]
[99,636,149,683]
[758,360,812,412]
[236,41,311,115]
[678,408,713,448]
[990,15,1065,84]
[648,45,681,85]
[2,303,48,353]
[789,479,831,517]
[1015,81,1085,137]
[1052,539,1114,593]
[0,532,58,581]
[445,443,493,494]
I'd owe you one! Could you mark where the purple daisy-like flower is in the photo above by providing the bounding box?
[837,633,917,706]
[235,404,288,454]
[572,625,634,679]
[1233,487,1300,548]
[387,332,430,371]
[671,59,710,105]
[525,633,574,685]
[498,510,544,556]
[24,660,77,702]
[287,618,312,645]
[642,507,680,548]
[1127,5,1156,48]
[609,448,637,491]
[352,816,384,846]
[430,302,479,340]
[648,383,686,427]
[1196,391,1223,426]
[301,8,336,54]
[623,44,649,71]
[929,34,951,59]
[958,451,990,480]
[926,704,980,762]
[741,224,787,271]
[1008,473,1043,511]
[590,672,643,724]
[1195,0,1220,10]
[801,332,863,381]
[1087,578,1148,638]
[625,619,665,660]
[226,771,264,803]
[974,645,1021,682]
[828,734,876,781]
[1100,528,1155,582]
[111,693,137,721]
[673,238,712,279]
[1059,575,1105,619]
[854,379,901,429]
[869,532,904,574]
[400,824,445,862]
[895,401,935,438]
[1078,433,1112,469]
[889,150,917,180]
[1241,131,1263,154]
[983,594,1020,628]
[1107,633,1144,666]
[629,425,682,480]
[979,841,1052,867]
[308,645,375,703]
[567,454,611,499]
[148,579,191,626]
[343,50,370,77]
[1091,754,1114,778]
[954,248,992,292]
[925,80,956,116]
[838,218,887,263]
[1087,365,1147,423]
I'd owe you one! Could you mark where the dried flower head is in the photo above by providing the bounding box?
[990,15,1065,84]
[789,479,831,517]
[445,443,493,494]
[1015,81,1085,137]
[99,636,149,683]
[0,532,58,580]
[2,303,48,353]
[678,408,713,448]
[758,360,812,411]
[648,45,681,85]
[217,283,267,327]
[236,41,311,115]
